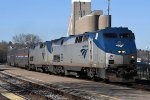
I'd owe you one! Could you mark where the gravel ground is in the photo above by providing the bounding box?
[1,65,150,100]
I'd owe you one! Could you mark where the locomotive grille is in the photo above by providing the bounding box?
[109,60,114,64]
[130,60,135,64]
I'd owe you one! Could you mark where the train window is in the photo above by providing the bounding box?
[53,55,60,62]
[109,60,114,64]
[78,36,83,43]
[75,36,83,43]
[30,56,34,61]
[104,33,117,38]
[40,43,45,48]
[119,33,130,38]
[120,33,135,39]
[83,35,88,42]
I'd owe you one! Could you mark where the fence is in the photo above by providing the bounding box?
[137,63,150,80]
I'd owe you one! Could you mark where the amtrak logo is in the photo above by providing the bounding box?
[116,41,124,48]
[81,49,88,59]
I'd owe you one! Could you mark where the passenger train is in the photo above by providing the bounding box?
[7,27,137,82]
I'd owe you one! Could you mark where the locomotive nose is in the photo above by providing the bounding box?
[106,53,137,67]
[106,53,137,82]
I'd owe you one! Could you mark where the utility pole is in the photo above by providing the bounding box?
[146,46,149,79]
[148,50,150,79]
[107,0,110,15]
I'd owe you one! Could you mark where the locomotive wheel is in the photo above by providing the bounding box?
[27,66,31,71]
[27,65,32,71]
[53,66,64,75]
[87,68,95,79]
[57,66,65,75]
[57,67,61,74]
[79,68,87,78]
[42,67,46,73]
[60,66,65,75]
[53,66,57,74]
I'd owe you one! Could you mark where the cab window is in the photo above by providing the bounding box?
[103,33,117,38]
[40,43,45,48]
[119,33,130,38]
[130,33,135,39]
[75,36,83,43]
[83,35,88,42]
[119,33,135,39]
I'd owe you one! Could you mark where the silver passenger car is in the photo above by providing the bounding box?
[7,48,29,68]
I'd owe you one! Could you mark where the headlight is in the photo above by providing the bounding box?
[118,50,126,54]
[131,56,135,59]
[118,51,121,54]
[122,50,126,53]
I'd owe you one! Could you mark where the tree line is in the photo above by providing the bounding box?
[0,33,42,64]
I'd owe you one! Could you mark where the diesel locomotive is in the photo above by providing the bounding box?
[7,27,137,82]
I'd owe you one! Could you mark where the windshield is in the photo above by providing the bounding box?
[119,33,135,39]
[103,33,117,38]
[103,33,135,39]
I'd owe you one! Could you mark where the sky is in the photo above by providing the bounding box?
[0,0,149,49]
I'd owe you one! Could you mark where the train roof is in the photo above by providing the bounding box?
[29,27,134,50]
[46,27,133,44]
[99,27,132,33]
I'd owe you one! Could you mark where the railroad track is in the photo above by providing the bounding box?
[1,66,150,100]
[0,72,88,100]
[60,75,150,92]
[128,80,150,91]
[4,65,150,90]
[103,80,150,92]
[68,75,150,92]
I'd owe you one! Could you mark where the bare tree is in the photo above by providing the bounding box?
[13,33,26,45]
[13,33,42,46]
[25,34,41,45]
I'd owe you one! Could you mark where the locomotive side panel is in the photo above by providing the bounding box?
[45,41,53,65]
[29,42,53,69]
[92,40,106,68]
[88,40,107,79]
[52,41,90,68]
[29,44,46,66]
[7,28,137,82]
[71,41,90,67]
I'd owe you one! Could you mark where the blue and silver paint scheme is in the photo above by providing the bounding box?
[29,41,53,70]
[49,27,137,82]
[7,27,137,82]
[96,28,137,66]
[91,27,137,81]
